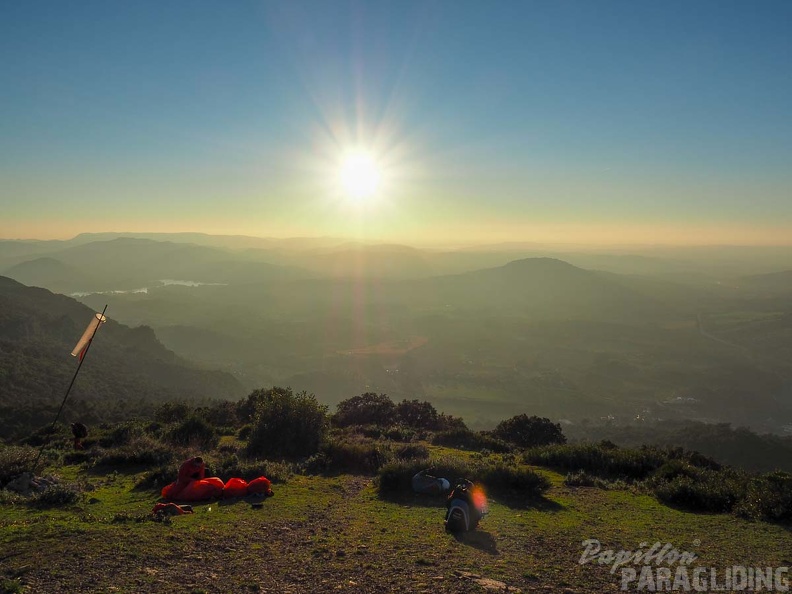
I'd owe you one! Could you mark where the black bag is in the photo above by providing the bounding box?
[71,422,88,439]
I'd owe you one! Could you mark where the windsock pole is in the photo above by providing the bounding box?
[31,304,108,473]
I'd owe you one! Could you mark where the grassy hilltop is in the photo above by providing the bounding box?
[1,389,790,594]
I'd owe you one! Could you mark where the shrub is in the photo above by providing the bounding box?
[436,413,467,431]
[166,416,219,450]
[237,424,253,441]
[376,455,549,499]
[734,471,792,522]
[95,435,176,467]
[383,425,420,442]
[526,444,668,480]
[525,443,722,483]
[494,415,566,448]
[0,446,37,486]
[63,449,100,466]
[154,402,192,424]
[304,439,394,475]
[19,424,68,448]
[245,387,328,460]
[137,463,180,490]
[333,393,396,427]
[564,470,610,489]
[653,459,700,482]
[212,454,293,484]
[393,443,430,460]
[479,463,551,494]
[653,469,745,514]
[99,421,148,448]
[0,578,24,593]
[29,483,80,507]
[431,428,513,453]
[198,401,240,429]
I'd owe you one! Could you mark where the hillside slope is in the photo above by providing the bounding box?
[0,276,244,430]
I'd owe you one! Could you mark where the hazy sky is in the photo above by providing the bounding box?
[2,1,791,245]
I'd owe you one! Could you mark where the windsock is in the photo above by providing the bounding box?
[71,313,107,361]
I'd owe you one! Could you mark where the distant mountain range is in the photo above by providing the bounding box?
[2,233,791,433]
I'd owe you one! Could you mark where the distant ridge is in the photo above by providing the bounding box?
[2,257,94,294]
[411,257,662,320]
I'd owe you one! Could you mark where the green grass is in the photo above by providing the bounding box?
[1,453,790,593]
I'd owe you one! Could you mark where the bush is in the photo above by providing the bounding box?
[237,424,253,441]
[479,463,551,494]
[245,387,328,460]
[525,444,682,481]
[393,443,430,460]
[564,470,610,489]
[154,402,192,424]
[653,469,745,514]
[734,471,792,522]
[212,454,293,484]
[137,463,180,490]
[99,421,149,448]
[436,413,467,431]
[30,483,80,507]
[95,435,176,467]
[376,455,550,499]
[19,424,68,448]
[0,446,37,486]
[494,415,566,448]
[396,399,439,429]
[165,416,219,450]
[431,428,513,453]
[333,393,396,427]
[530,443,724,483]
[383,425,420,442]
[304,439,394,475]
[0,578,24,593]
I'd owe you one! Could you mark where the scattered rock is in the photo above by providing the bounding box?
[454,570,522,592]
[4,472,59,496]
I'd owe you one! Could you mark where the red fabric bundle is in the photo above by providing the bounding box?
[247,476,273,496]
[161,476,224,501]
[222,477,249,499]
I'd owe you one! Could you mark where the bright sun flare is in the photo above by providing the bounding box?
[339,153,382,201]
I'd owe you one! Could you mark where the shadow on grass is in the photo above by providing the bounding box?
[493,492,565,512]
[453,529,499,555]
[217,494,275,509]
[378,489,564,513]
[378,490,446,509]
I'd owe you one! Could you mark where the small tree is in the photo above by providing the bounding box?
[245,387,328,460]
[333,392,396,427]
[396,399,439,430]
[493,414,566,448]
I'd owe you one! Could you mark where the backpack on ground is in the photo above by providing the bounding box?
[444,479,486,532]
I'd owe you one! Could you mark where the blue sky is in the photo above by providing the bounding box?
[2,0,791,244]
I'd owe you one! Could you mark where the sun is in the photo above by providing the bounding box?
[339,152,382,201]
